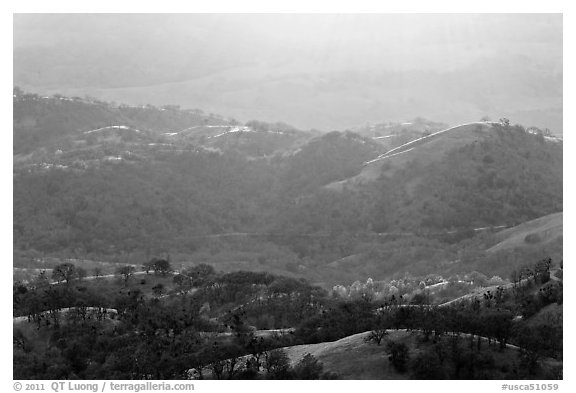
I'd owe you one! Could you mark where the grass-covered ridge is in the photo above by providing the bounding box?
[14,256,562,379]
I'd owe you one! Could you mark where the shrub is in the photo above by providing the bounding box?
[524,233,541,244]
[411,350,446,379]
[538,281,562,305]
[292,353,323,380]
[321,371,339,379]
[265,349,292,379]
[482,154,495,164]
[386,340,409,373]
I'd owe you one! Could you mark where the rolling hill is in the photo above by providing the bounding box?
[283,331,408,379]
[326,121,499,189]
[487,212,563,254]
[13,91,563,287]
[278,326,560,379]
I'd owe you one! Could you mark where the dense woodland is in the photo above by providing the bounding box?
[13,92,562,286]
[13,91,563,379]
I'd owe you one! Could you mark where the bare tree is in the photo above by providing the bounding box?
[52,263,78,286]
[116,265,135,286]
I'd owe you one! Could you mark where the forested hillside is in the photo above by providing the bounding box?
[13,256,563,379]
[13,91,562,286]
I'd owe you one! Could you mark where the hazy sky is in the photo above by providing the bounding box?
[13,14,563,132]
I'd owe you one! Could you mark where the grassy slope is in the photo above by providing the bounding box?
[360,122,495,179]
[283,331,409,379]
[487,212,562,253]
[326,122,495,190]
[282,328,561,379]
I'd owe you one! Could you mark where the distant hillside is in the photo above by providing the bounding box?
[329,120,562,190]
[352,118,448,138]
[367,123,562,232]
[271,123,562,282]
[366,122,499,168]
[13,92,314,167]
[307,123,563,234]
[434,211,563,282]
[350,118,449,155]
[13,92,562,286]
[13,92,234,155]
[14,15,562,133]
[488,212,562,254]
[278,131,384,195]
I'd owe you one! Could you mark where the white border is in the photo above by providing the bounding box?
[3,2,573,390]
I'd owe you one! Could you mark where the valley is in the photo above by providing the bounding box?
[12,89,562,380]
[11,12,565,383]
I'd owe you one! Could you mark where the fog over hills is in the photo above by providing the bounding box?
[12,14,564,381]
[14,14,562,134]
